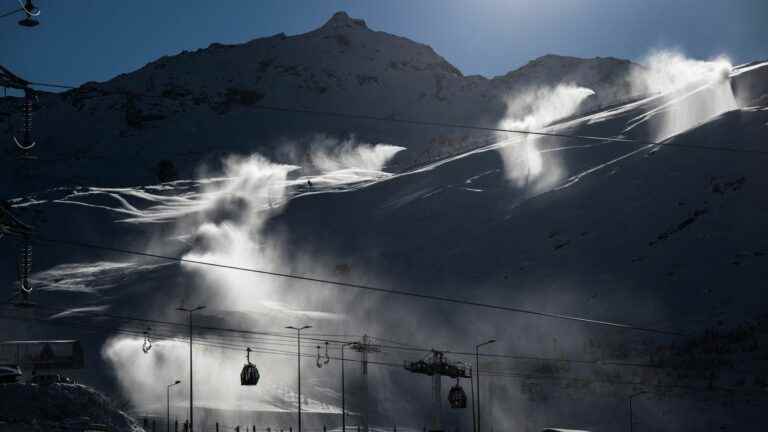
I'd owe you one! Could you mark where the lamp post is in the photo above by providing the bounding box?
[177,305,205,432]
[287,325,312,432]
[167,380,181,432]
[470,366,476,432]
[475,339,495,432]
[339,341,356,432]
[629,391,647,432]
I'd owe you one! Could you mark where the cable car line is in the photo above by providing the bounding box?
[13,79,768,158]
[0,311,757,397]
[18,234,687,336]
[4,308,764,397]
[0,7,23,18]
[0,303,348,352]
[0,303,687,371]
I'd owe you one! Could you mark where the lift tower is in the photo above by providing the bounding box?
[405,350,470,432]
[1,204,35,305]
[349,335,380,432]
[1,65,38,160]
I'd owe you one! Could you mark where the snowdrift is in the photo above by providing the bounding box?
[0,382,143,432]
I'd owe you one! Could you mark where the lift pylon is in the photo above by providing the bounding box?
[1,203,36,306]
[1,64,39,159]
[349,335,381,432]
[405,350,470,432]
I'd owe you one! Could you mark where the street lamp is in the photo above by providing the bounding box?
[629,391,647,432]
[470,366,476,432]
[287,325,312,432]
[177,305,205,432]
[339,341,356,432]
[475,339,496,432]
[167,380,181,432]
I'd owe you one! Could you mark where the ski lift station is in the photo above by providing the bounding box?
[0,340,85,370]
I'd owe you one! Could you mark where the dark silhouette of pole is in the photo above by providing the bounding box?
[629,391,647,432]
[470,366,476,432]
[167,380,181,432]
[287,325,312,432]
[342,343,346,432]
[340,341,355,432]
[178,305,205,432]
[475,339,495,432]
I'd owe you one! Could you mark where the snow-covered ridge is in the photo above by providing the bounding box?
[0,11,651,195]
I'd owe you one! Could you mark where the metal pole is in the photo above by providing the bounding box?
[287,325,312,432]
[475,339,495,432]
[168,380,180,432]
[188,313,193,432]
[178,306,205,432]
[470,367,476,432]
[629,391,647,432]
[342,344,346,432]
[475,348,480,432]
[298,332,302,432]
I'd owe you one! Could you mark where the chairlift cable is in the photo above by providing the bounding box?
[20,234,688,337]
[0,302,688,370]
[14,79,768,157]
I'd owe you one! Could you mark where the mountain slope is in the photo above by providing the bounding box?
[1,12,641,196]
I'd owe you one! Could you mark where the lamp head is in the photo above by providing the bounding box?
[477,339,496,348]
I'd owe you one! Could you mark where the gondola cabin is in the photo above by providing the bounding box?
[240,347,260,386]
[448,382,467,409]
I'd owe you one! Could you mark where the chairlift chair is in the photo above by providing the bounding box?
[18,0,40,27]
[18,14,38,27]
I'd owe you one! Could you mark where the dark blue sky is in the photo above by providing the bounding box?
[1,0,766,88]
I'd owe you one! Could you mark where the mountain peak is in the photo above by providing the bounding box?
[321,11,368,31]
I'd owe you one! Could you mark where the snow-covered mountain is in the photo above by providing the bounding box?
[2,10,768,432]
[1,12,641,195]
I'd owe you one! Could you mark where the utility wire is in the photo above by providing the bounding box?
[0,311,756,397]
[0,310,348,359]
[17,79,768,157]
[21,234,686,337]
[0,7,22,18]
[0,302,680,370]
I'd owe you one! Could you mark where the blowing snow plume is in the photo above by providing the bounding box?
[277,135,405,188]
[497,85,595,189]
[308,135,405,173]
[102,142,404,419]
[101,154,312,419]
[103,337,336,419]
[628,50,736,141]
